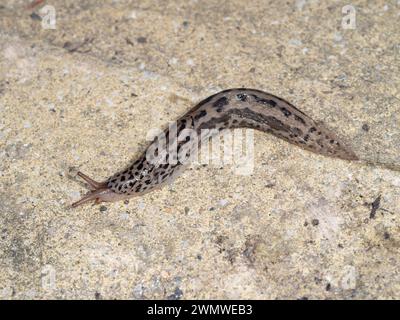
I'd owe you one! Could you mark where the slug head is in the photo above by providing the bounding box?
[71,171,127,208]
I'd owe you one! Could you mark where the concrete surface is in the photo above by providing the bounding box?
[0,0,399,299]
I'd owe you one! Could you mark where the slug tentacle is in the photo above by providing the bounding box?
[71,188,110,208]
[77,171,107,190]
[72,171,128,207]
[72,88,358,207]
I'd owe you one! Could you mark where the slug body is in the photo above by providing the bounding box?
[72,88,357,207]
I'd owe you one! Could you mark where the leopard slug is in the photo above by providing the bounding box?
[72,88,358,207]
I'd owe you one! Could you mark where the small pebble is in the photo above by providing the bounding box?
[167,287,183,300]
[137,37,147,44]
[169,57,178,65]
[288,39,302,46]
[384,232,390,240]
[333,32,343,42]
[120,212,129,220]
[326,283,331,291]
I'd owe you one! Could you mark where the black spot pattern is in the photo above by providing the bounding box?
[280,107,292,117]
[178,120,186,132]
[290,127,303,137]
[236,93,247,101]
[213,97,229,109]
[251,95,277,107]
[194,110,207,120]
[294,115,306,125]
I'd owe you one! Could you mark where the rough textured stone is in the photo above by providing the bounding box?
[0,0,399,299]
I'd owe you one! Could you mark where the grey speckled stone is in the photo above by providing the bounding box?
[0,0,399,299]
